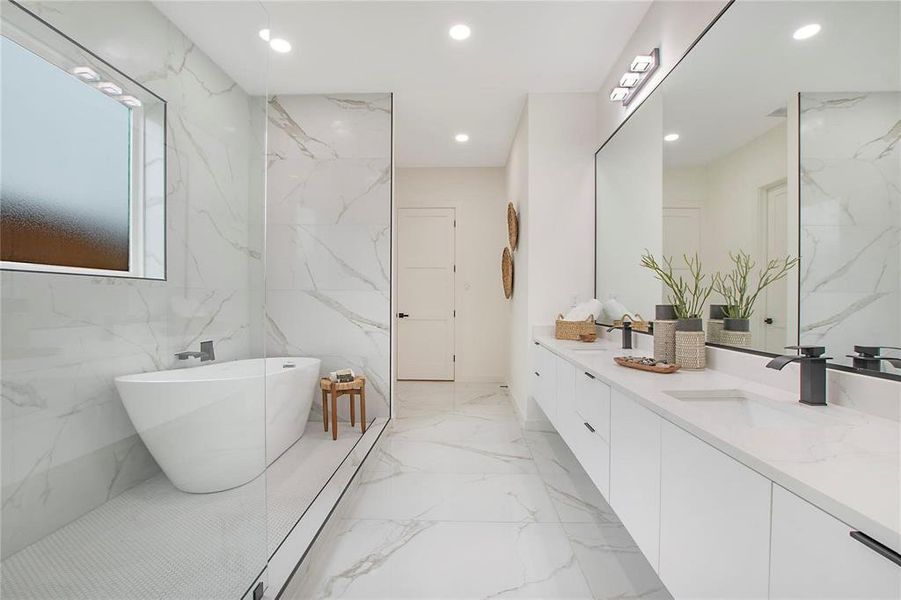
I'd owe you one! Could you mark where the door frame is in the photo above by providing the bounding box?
[394,205,457,381]
[756,178,789,353]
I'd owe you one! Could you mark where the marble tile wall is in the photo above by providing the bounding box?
[1,1,268,557]
[266,94,392,420]
[800,92,901,367]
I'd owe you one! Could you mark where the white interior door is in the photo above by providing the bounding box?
[396,207,455,380]
[762,182,788,354]
[662,207,701,301]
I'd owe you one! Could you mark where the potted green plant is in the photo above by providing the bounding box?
[713,251,800,331]
[640,251,714,331]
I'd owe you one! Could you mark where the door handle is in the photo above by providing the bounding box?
[584,372,596,380]
[397,313,409,318]
[584,422,596,433]
[764,317,774,325]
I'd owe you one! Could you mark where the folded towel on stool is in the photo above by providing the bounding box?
[329,369,355,383]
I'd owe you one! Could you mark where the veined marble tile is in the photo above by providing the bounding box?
[800,91,901,366]
[2,0,266,559]
[369,436,537,475]
[387,412,525,444]
[523,430,586,478]
[345,471,558,523]
[563,523,671,600]
[285,519,593,599]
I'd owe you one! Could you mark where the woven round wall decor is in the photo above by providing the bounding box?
[501,247,514,299]
[507,202,519,251]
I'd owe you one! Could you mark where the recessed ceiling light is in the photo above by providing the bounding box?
[449,24,471,41]
[664,133,680,142]
[630,54,655,73]
[258,28,271,42]
[71,66,99,81]
[455,133,470,143]
[120,95,142,108]
[609,87,629,102]
[620,73,641,88]
[96,81,122,96]
[269,38,292,53]
[793,23,821,40]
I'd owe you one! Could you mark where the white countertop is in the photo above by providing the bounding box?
[535,334,901,554]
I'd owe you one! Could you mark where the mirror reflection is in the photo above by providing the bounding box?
[596,0,900,372]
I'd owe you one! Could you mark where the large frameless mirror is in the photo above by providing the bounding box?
[595,0,900,376]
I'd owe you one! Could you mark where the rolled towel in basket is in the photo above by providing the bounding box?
[563,299,603,322]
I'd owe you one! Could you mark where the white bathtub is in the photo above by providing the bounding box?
[115,357,320,493]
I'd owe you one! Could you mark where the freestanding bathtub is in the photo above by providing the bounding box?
[115,357,321,493]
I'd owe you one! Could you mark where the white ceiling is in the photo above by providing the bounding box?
[658,0,900,168]
[156,1,651,167]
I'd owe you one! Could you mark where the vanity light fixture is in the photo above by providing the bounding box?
[96,81,122,96]
[630,54,655,73]
[449,24,471,41]
[258,28,271,42]
[793,23,821,40]
[664,133,680,142]
[608,48,660,107]
[269,38,292,53]
[119,95,142,108]
[71,66,99,81]
[609,87,629,102]
[455,133,470,143]
[619,72,641,88]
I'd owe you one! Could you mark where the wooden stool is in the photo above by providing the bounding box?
[319,376,367,441]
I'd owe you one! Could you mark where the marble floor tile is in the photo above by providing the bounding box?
[285,381,668,599]
[345,471,558,523]
[286,519,593,599]
[563,523,672,600]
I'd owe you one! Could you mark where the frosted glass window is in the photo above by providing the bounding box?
[1,36,132,272]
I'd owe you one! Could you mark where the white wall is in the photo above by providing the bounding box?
[596,0,729,145]
[505,93,598,421]
[505,107,530,417]
[394,167,510,382]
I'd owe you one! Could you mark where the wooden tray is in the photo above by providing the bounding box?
[614,357,680,374]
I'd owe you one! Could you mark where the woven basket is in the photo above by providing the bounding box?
[555,314,596,340]
[676,331,706,369]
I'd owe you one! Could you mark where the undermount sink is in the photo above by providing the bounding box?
[664,389,820,428]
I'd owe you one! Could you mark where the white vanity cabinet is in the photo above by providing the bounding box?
[609,388,662,569]
[571,370,611,497]
[770,485,901,599]
[658,421,772,599]
[552,356,575,431]
[531,342,556,420]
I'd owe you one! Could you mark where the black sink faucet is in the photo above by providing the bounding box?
[607,320,633,350]
[846,345,901,372]
[766,345,831,406]
[175,340,215,362]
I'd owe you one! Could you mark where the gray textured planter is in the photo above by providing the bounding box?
[676,317,703,332]
[709,304,727,320]
[655,304,677,321]
[724,317,750,332]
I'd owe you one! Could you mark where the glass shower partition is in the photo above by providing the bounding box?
[0,1,271,598]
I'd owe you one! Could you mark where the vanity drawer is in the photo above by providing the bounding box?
[770,485,901,599]
[574,370,610,444]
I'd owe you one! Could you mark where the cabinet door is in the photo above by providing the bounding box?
[531,344,557,420]
[575,371,611,444]
[552,356,575,430]
[610,389,661,569]
[659,421,771,599]
[770,485,901,599]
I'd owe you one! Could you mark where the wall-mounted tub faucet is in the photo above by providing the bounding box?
[175,340,215,362]
[846,345,901,372]
[766,345,831,406]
